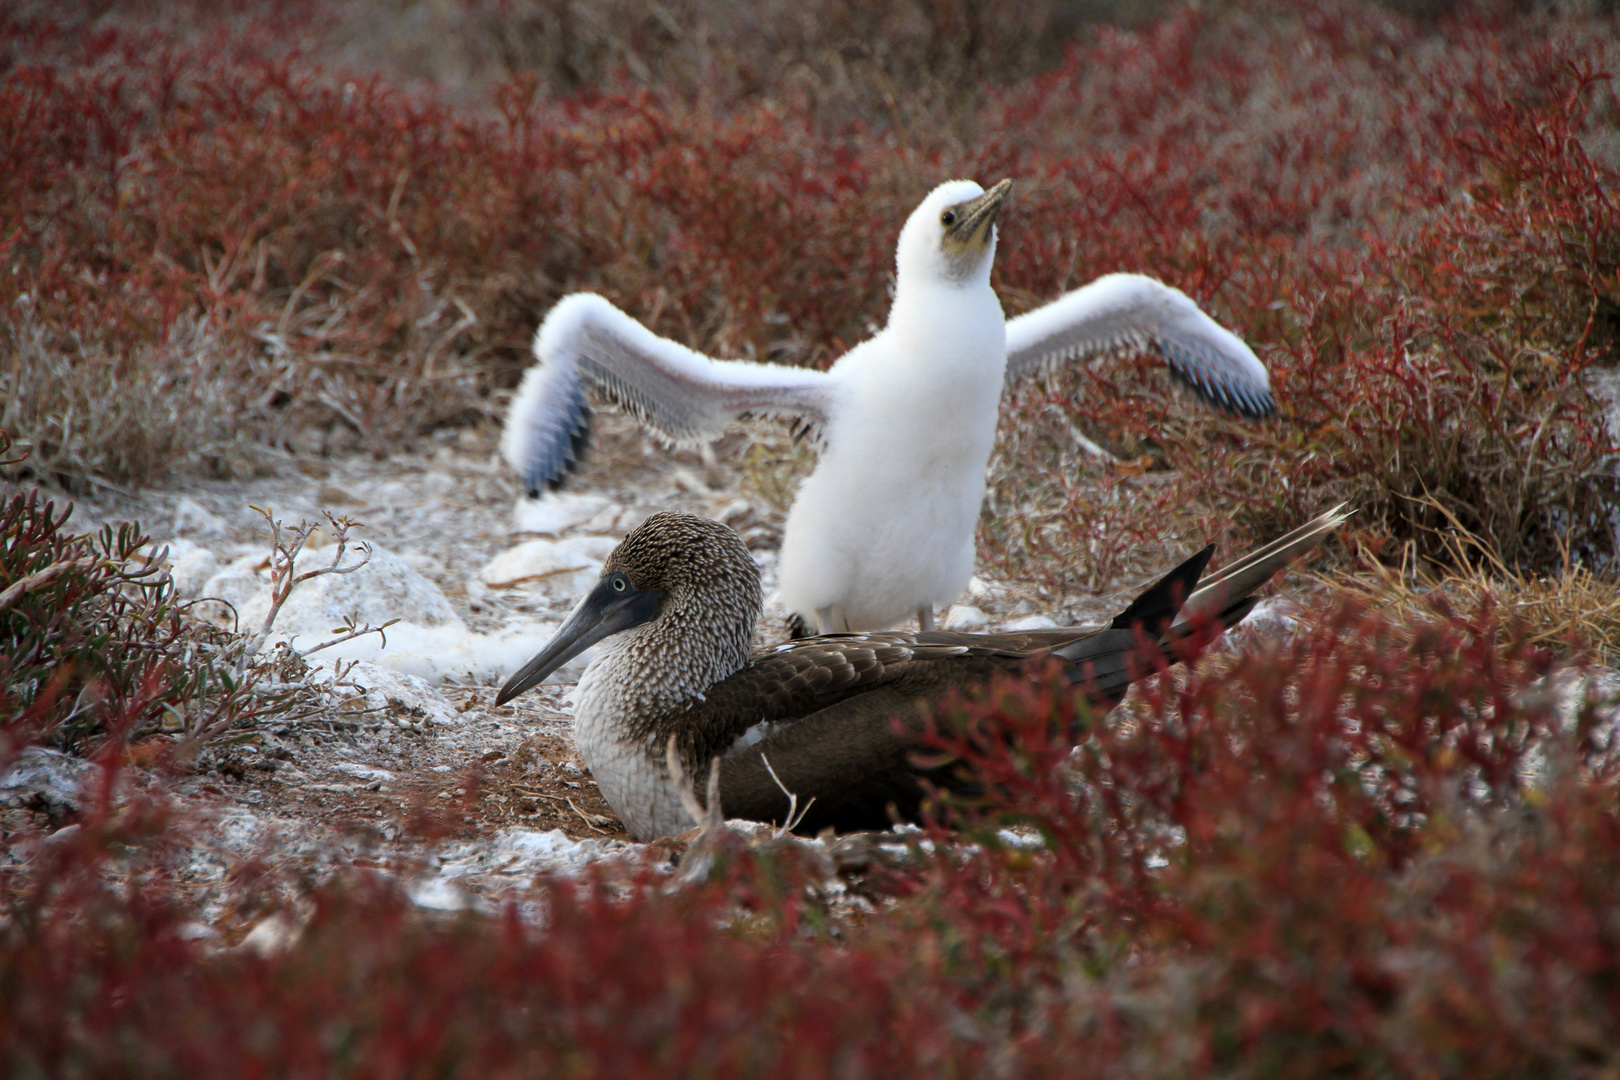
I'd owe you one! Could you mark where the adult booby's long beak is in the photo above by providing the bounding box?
[495,575,662,705]
[946,178,1012,248]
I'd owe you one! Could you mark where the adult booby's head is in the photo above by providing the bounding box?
[895,178,1013,288]
[495,512,761,705]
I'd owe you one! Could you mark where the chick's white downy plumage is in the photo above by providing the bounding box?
[502,178,1275,634]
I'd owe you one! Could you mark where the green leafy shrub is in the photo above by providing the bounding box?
[0,432,254,755]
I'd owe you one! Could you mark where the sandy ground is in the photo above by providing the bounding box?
[4,413,1084,922]
[11,403,1617,933]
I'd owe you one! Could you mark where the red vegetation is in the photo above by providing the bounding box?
[5,3,1620,1072]
[4,3,1616,581]
[0,431,254,756]
[6,597,1619,1075]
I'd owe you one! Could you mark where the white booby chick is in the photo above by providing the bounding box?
[502,179,1275,634]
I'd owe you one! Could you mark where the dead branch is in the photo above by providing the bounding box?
[235,508,374,677]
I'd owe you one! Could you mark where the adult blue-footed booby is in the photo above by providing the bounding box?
[494,506,1349,841]
[502,179,1276,635]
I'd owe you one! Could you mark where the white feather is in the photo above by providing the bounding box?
[504,185,1276,632]
[1005,273,1274,416]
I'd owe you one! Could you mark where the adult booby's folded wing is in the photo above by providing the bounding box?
[1004,273,1276,419]
[501,293,838,495]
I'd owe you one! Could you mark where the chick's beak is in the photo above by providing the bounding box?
[947,178,1013,247]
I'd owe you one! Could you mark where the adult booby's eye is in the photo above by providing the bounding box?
[612,576,627,592]
[941,209,958,227]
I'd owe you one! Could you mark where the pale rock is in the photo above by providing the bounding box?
[301,620,576,685]
[301,521,335,549]
[235,542,460,637]
[140,537,217,598]
[239,913,303,955]
[584,503,649,535]
[199,552,274,620]
[943,605,988,632]
[1583,368,1620,453]
[416,471,459,500]
[407,877,472,912]
[360,476,452,508]
[317,661,461,728]
[480,536,618,597]
[216,545,528,681]
[1004,613,1060,631]
[1222,597,1301,647]
[482,827,610,873]
[0,747,91,811]
[403,551,448,582]
[332,762,396,782]
[172,496,226,537]
[512,492,614,535]
[168,545,220,599]
[407,827,623,912]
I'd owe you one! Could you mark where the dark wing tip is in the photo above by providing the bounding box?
[519,389,595,497]
[1159,340,1278,420]
[1111,544,1215,634]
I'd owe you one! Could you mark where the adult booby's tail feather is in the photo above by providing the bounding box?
[1174,504,1354,633]
[1004,273,1276,420]
[502,293,838,494]
[1051,506,1346,709]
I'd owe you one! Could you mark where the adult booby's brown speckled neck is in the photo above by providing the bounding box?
[497,506,1351,841]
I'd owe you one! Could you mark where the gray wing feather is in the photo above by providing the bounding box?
[1004,273,1276,419]
[502,293,837,495]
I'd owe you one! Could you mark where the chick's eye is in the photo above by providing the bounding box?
[941,209,958,227]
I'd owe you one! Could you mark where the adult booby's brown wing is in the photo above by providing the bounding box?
[648,545,1216,834]
[692,504,1351,834]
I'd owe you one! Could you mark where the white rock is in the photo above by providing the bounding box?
[357,480,407,507]
[301,620,573,685]
[236,542,460,636]
[173,496,226,537]
[416,472,459,500]
[943,605,988,632]
[168,546,220,599]
[1003,613,1060,631]
[147,536,204,561]
[584,503,648,535]
[1584,367,1620,450]
[407,877,472,912]
[480,536,618,597]
[410,828,622,911]
[403,552,448,581]
[198,552,275,623]
[0,747,91,809]
[512,492,613,535]
[313,661,461,727]
[239,913,303,954]
[332,762,395,782]
[1224,597,1301,646]
[485,827,608,873]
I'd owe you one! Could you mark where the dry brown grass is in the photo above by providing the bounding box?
[1326,497,1620,662]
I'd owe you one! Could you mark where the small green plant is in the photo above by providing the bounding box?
[0,431,258,756]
